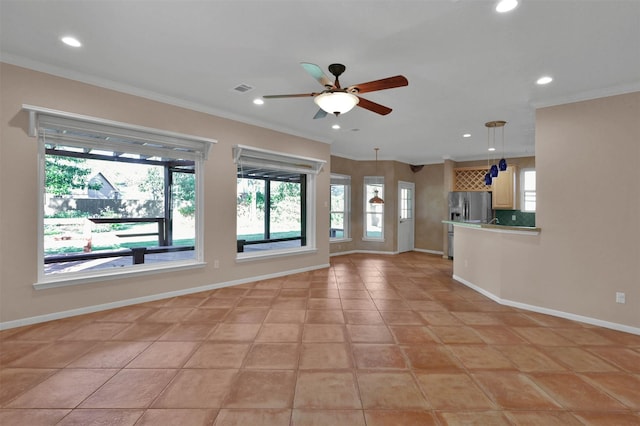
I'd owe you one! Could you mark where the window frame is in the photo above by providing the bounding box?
[233,145,325,261]
[521,168,536,212]
[330,174,351,242]
[25,105,216,289]
[363,176,385,242]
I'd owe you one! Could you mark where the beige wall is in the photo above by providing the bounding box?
[0,63,331,324]
[329,156,417,254]
[414,163,445,253]
[454,92,640,330]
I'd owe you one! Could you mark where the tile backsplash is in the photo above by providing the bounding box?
[495,210,536,227]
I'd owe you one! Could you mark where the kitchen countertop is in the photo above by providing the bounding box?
[442,220,541,234]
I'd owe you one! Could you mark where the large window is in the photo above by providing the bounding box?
[521,169,536,212]
[234,145,324,258]
[330,174,350,240]
[236,169,305,252]
[364,176,384,241]
[26,106,215,287]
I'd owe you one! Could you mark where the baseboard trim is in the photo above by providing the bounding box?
[453,275,640,336]
[413,248,444,256]
[330,249,445,258]
[330,250,397,257]
[0,263,330,330]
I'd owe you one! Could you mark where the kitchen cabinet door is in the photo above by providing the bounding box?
[492,165,516,209]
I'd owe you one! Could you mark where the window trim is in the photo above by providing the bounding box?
[233,144,325,175]
[25,105,216,288]
[521,168,536,212]
[24,104,215,160]
[330,173,351,242]
[363,176,385,242]
[233,144,324,261]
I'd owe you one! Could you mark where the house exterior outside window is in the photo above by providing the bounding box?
[364,176,384,241]
[233,145,324,260]
[26,105,215,288]
[522,169,536,212]
[330,174,350,240]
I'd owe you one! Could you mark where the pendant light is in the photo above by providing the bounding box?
[484,124,493,186]
[498,121,508,171]
[485,120,507,184]
[369,148,384,204]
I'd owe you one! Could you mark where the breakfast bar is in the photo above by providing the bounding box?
[442,220,541,304]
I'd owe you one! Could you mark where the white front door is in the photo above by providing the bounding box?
[397,181,415,253]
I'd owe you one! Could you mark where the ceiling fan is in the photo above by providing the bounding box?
[263,63,409,119]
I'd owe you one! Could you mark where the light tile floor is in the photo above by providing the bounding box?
[1,252,639,425]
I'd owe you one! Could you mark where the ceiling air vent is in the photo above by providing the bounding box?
[232,83,254,94]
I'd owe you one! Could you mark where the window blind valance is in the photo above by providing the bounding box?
[233,144,325,175]
[331,174,351,185]
[23,105,216,161]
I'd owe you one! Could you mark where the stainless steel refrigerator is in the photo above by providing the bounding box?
[447,191,492,258]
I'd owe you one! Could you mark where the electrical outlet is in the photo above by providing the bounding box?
[512,215,517,221]
[464,259,468,268]
[214,259,219,269]
[616,292,625,304]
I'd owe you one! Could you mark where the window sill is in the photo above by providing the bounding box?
[34,260,207,290]
[236,247,318,262]
[362,238,385,242]
[330,238,352,243]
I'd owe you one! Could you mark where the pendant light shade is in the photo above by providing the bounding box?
[369,188,384,204]
[369,148,384,204]
[490,164,499,177]
[499,158,508,171]
[314,92,359,116]
[484,172,493,186]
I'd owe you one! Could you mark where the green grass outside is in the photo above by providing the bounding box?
[46,232,302,255]
[237,231,301,241]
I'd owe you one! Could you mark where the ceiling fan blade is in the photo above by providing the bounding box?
[301,63,334,88]
[263,93,319,99]
[356,96,393,115]
[348,75,408,94]
[313,109,328,119]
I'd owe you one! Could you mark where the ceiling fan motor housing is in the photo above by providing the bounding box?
[328,63,346,78]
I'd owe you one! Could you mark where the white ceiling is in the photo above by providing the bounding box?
[2,0,639,164]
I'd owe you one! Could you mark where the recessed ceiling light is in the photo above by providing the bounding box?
[496,0,518,13]
[488,147,496,152]
[253,98,264,105]
[463,133,471,138]
[536,76,553,85]
[332,124,340,130]
[61,36,82,47]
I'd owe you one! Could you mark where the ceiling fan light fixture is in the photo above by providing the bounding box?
[314,92,359,116]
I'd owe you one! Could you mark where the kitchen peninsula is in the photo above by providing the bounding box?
[442,220,542,313]
[442,220,540,234]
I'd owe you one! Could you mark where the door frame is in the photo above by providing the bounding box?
[397,180,415,253]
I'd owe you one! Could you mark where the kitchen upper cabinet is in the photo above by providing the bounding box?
[492,165,517,209]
